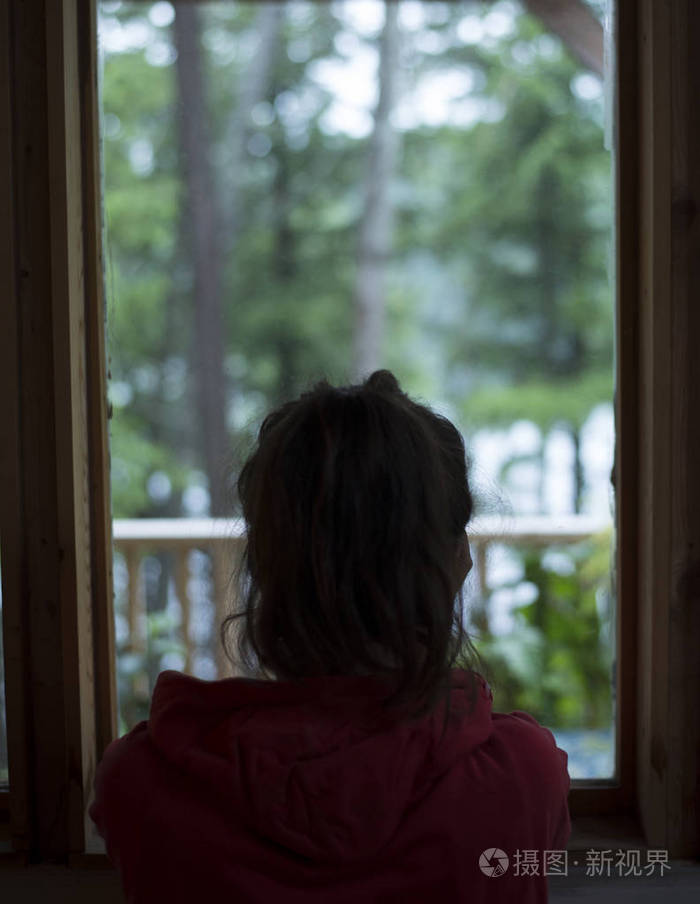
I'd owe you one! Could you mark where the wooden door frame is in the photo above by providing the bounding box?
[0,0,117,864]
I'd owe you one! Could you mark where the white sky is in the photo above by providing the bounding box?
[98,0,603,139]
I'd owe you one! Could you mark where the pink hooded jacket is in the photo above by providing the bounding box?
[89,668,570,903]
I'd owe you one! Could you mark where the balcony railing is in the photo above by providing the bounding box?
[112,515,612,680]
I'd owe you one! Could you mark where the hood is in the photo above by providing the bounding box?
[147,667,494,865]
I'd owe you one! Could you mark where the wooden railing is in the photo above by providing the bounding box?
[112,515,612,679]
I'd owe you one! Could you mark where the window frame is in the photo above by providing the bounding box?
[0,0,117,864]
[1,0,698,868]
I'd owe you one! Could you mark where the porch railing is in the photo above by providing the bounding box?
[112,515,612,679]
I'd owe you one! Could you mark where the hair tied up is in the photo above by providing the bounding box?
[365,369,401,394]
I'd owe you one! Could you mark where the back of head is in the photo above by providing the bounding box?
[221,369,481,725]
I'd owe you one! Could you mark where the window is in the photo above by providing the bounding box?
[0,0,698,870]
[100,0,616,781]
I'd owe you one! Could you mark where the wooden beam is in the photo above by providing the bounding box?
[0,0,30,864]
[523,0,604,77]
[635,0,700,858]
[613,0,640,833]
[77,0,120,795]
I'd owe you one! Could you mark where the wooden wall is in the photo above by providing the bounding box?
[635,0,700,857]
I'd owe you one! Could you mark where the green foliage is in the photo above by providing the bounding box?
[469,529,614,729]
[462,369,613,432]
[110,414,189,516]
[116,608,187,733]
[396,8,612,414]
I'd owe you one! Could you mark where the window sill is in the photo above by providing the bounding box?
[567,814,647,852]
[549,860,700,902]
[0,815,654,862]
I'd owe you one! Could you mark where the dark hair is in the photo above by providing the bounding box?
[220,370,483,735]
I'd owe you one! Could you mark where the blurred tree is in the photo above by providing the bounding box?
[394,7,612,512]
[173,4,229,516]
[352,1,401,379]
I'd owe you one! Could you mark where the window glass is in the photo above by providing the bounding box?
[99,0,615,778]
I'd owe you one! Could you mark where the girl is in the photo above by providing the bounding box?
[90,369,570,903]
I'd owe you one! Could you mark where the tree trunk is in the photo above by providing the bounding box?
[272,136,298,404]
[173,5,229,516]
[537,433,547,513]
[570,424,585,513]
[536,164,560,379]
[221,4,284,240]
[352,1,400,381]
[521,0,604,77]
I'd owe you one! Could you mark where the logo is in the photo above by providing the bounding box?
[479,848,509,877]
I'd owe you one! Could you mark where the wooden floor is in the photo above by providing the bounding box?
[0,860,699,903]
[0,864,125,903]
[549,860,700,901]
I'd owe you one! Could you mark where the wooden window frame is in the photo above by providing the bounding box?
[0,0,698,870]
